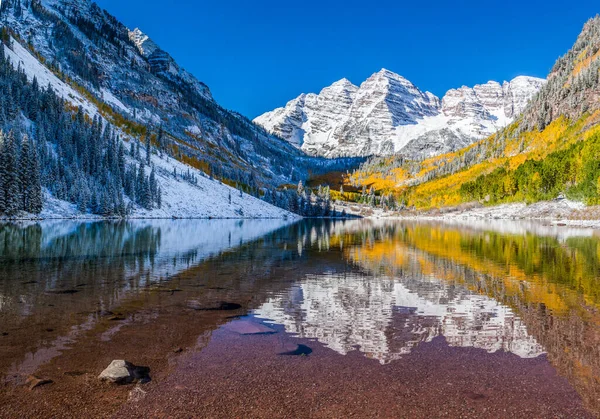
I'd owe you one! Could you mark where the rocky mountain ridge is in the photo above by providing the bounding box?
[255,69,545,159]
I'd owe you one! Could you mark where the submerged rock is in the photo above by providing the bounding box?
[108,315,126,321]
[188,300,242,311]
[98,360,150,385]
[26,375,53,390]
[279,344,313,356]
[224,321,276,335]
[46,289,79,295]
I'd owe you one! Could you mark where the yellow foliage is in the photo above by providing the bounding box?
[351,113,600,210]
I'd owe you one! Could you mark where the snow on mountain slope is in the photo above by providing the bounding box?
[132,150,296,219]
[2,40,293,220]
[255,69,546,159]
[128,28,159,58]
[35,128,296,220]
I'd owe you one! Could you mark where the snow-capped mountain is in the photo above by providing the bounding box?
[255,69,546,158]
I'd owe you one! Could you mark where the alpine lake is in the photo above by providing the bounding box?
[1,218,600,417]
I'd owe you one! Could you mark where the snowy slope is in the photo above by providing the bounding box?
[38,149,297,220]
[3,37,294,220]
[131,151,296,219]
[255,69,546,158]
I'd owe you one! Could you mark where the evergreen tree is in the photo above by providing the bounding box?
[3,132,20,216]
[145,132,151,166]
[19,136,31,211]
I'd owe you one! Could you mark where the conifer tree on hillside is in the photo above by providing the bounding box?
[3,132,20,216]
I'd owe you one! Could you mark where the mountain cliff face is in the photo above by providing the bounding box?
[521,15,600,131]
[255,70,545,159]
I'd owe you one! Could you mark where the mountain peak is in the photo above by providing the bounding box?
[128,28,159,57]
[509,75,546,85]
[255,70,544,158]
[376,68,394,75]
[331,78,356,88]
[373,68,405,80]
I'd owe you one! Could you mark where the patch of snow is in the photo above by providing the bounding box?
[101,88,130,115]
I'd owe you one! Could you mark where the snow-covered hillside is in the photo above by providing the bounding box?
[3,0,309,191]
[255,69,546,159]
[39,152,297,220]
[2,35,294,220]
[3,40,97,116]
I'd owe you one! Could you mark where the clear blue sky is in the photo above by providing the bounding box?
[95,0,598,119]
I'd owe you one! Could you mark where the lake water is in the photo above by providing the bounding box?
[1,219,599,417]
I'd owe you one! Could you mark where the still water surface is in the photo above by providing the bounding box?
[1,219,599,417]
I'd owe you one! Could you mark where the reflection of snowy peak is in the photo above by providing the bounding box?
[255,70,545,159]
[254,271,543,364]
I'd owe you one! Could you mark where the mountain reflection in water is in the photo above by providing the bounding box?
[256,271,542,363]
[255,219,600,412]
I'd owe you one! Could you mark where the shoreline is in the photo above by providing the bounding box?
[337,198,600,230]
[4,200,600,231]
[0,215,302,222]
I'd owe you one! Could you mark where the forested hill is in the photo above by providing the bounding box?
[348,16,600,210]
[0,37,165,216]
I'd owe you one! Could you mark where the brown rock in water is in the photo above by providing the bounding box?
[463,390,486,400]
[188,300,242,311]
[45,289,79,295]
[108,315,125,321]
[26,375,53,390]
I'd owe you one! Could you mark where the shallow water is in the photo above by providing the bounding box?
[1,219,599,417]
